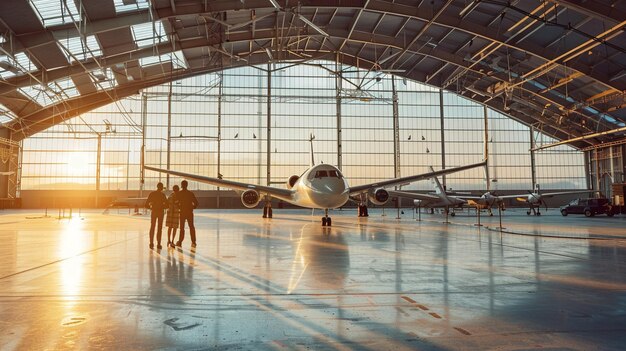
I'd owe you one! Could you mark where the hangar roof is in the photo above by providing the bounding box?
[0,0,624,148]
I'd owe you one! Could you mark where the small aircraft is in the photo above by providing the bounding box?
[144,140,486,226]
[465,184,597,216]
[512,185,598,216]
[388,167,467,216]
[464,191,505,216]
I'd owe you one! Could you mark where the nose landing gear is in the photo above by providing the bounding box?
[322,208,332,226]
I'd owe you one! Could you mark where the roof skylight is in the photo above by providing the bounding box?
[58,35,102,63]
[139,51,187,69]
[0,53,37,80]
[90,68,118,90]
[0,103,17,124]
[20,78,80,106]
[114,0,150,13]
[131,21,168,48]
[29,0,80,27]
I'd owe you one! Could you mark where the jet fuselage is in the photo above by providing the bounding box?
[291,164,350,209]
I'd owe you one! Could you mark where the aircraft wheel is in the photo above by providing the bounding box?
[536,212,541,216]
[327,217,332,226]
[451,212,456,217]
[268,208,273,218]
[527,211,531,215]
[322,217,327,226]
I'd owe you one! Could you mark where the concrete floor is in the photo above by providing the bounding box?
[0,208,625,350]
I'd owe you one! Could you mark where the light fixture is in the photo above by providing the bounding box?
[268,0,281,10]
[610,70,626,82]
[459,0,479,18]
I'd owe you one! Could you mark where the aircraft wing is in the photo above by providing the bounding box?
[348,160,487,195]
[494,190,597,201]
[457,195,483,200]
[144,166,294,201]
[540,190,598,198]
[387,190,441,201]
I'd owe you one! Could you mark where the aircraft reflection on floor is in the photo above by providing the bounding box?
[288,224,350,292]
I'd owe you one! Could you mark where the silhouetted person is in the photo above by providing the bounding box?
[166,185,180,248]
[176,180,198,248]
[145,182,168,249]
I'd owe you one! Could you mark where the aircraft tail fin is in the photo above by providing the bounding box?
[309,134,316,166]
[428,166,446,195]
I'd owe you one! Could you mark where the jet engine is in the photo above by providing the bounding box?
[286,175,299,189]
[241,189,261,208]
[368,188,389,205]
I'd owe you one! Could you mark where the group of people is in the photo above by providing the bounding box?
[145,180,198,250]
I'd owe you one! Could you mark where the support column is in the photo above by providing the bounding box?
[483,105,490,190]
[392,75,400,215]
[336,57,343,170]
[166,82,172,189]
[439,89,446,187]
[584,150,591,190]
[140,93,147,198]
[217,73,223,209]
[529,127,537,189]
[264,64,273,218]
[392,76,400,179]
[595,148,600,192]
[0,128,13,199]
[266,64,272,187]
[96,134,102,207]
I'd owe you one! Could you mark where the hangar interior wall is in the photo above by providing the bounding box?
[15,63,587,205]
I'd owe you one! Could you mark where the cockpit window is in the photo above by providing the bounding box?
[328,170,342,178]
[313,169,343,179]
[315,170,328,178]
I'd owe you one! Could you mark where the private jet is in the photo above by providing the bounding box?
[144,160,486,226]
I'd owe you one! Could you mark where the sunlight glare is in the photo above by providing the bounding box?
[65,151,93,176]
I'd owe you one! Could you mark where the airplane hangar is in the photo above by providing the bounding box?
[0,0,625,349]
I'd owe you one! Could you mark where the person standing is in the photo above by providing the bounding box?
[176,180,199,248]
[145,182,168,249]
[165,185,180,248]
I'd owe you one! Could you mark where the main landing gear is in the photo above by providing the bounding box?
[262,201,273,218]
[322,209,332,226]
[357,204,369,217]
[527,207,541,216]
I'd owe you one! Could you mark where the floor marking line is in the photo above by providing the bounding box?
[453,327,471,335]
[0,236,138,281]
[401,296,416,304]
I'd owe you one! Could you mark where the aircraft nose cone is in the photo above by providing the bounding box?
[310,180,348,208]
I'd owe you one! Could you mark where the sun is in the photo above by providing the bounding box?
[66,151,93,176]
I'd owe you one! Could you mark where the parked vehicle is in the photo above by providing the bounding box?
[560,198,614,217]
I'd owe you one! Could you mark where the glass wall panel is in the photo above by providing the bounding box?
[20,61,586,194]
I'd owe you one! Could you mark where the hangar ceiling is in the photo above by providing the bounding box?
[0,0,624,148]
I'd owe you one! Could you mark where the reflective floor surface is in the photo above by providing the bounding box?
[0,208,625,350]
